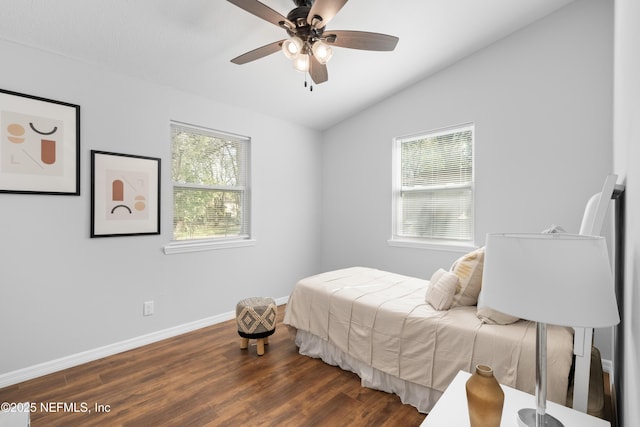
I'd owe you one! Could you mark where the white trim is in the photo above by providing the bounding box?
[387,238,476,253]
[170,120,250,143]
[163,238,256,254]
[395,122,475,143]
[391,123,475,244]
[0,296,289,388]
[602,358,613,374]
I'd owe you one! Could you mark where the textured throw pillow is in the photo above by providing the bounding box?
[450,247,485,307]
[425,268,459,310]
[476,291,520,325]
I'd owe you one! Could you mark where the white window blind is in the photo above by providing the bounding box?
[393,124,474,244]
[170,122,251,242]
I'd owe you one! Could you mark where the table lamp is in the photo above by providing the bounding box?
[481,233,620,427]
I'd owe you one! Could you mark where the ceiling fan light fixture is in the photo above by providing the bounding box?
[282,36,303,59]
[293,53,310,72]
[311,40,333,64]
[227,0,399,86]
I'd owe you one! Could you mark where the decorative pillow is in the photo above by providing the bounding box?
[450,247,485,307]
[476,291,520,325]
[425,268,459,310]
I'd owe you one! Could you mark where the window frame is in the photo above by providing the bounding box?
[389,123,476,251]
[164,121,254,255]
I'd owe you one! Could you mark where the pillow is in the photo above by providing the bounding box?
[476,290,520,325]
[450,247,485,307]
[425,268,459,310]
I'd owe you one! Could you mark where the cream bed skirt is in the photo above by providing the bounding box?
[293,328,442,413]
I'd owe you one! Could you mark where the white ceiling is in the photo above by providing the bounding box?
[0,0,575,131]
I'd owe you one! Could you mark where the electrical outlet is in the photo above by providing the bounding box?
[143,301,154,316]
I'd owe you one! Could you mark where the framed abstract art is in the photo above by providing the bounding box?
[0,88,80,195]
[91,150,161,238]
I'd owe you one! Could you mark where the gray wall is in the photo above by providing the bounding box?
[0,39,322,376]
[320,0,614,353]
[613,0,640,424]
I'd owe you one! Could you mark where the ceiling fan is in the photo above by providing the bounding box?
[227,0,399,87]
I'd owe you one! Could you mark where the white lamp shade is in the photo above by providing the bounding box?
[293,53,310,72]
[282,37,303,59]
[312,41,333,64]
[481,233,619,328]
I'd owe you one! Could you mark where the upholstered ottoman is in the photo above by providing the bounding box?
[236,297,277,356]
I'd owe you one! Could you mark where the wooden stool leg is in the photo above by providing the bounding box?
[240,337,249,350]
[257,338,265,356]
[264,336,269,346]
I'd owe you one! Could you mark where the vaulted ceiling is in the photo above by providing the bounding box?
[0,0,575,130]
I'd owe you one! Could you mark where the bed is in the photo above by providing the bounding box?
[283,174,619,414]
[283,264,574,413]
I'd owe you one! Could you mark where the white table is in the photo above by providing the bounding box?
[421,371,610,427]
[0,403,30,427]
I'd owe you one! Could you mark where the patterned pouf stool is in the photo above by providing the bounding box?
[236,297,277,356]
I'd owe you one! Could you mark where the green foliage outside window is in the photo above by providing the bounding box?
[171,126,248,240]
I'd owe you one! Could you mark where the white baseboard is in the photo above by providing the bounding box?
[0,296,289,389]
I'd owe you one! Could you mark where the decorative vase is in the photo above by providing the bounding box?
[465,364,505,427]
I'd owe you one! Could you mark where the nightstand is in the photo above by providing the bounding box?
[421,371,610,427]
[0,403,30,427]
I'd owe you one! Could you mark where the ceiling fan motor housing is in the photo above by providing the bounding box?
[285,6,324,43]
[292,0,314,7]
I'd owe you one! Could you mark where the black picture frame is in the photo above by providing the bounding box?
[91,150,161,238]
[0,88,80,195]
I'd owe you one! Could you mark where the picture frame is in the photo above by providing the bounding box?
[0,88,80,195]
[91,150,161,238]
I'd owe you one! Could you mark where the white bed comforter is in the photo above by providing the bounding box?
[283,267,574,404]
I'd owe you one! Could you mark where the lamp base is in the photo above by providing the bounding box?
[517,408,564,427]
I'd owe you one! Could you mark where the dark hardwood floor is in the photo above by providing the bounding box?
[0,306,426,426]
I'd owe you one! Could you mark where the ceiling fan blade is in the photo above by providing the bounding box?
[324,30,399,51]
[307,0,348,29]
[231,40,284,65]
[227,0,294,29]
[309,56,328,84]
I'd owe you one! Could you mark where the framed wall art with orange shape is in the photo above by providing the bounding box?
[91,150,161,238]
[0,88,80,195]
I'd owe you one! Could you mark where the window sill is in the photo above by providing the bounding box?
[163,238,256,255]
[387,238,476,253]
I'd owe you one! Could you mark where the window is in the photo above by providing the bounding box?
[165,122,252,253]
[391,124,474,247]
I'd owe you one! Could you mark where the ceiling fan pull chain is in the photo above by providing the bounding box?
[303,72,313,92]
